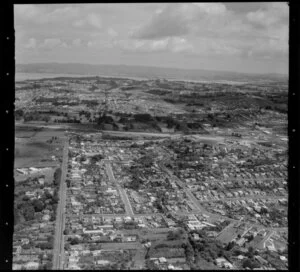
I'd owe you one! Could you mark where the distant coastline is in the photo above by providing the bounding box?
[15,72,150,82]
[16,72,251,85]
[16,63,288,84]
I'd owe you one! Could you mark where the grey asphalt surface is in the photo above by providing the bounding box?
[52,138,69,270]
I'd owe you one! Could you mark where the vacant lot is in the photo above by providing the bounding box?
[100,242,142,251]
[15,126,65,168]
[216,225,237,244]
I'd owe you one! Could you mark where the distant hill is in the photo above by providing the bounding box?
[16,63,288,83]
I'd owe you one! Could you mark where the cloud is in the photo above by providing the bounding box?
[73,13,102,29]
[107,28,118,38]
[24,38,37,49]
[243,3,289,59]
[72,38,82,47]
[14,5,40,19]
[14,3,288,74]
[39,38,67,49]
[131,3,227,40]
[246,2,288,27]
[169,37,194,53]
[192,3,226,15]
[114,37,194,54]
[15,5,80,24]
[47,6,80,19]
[131,4,190,39]
[73,20,85,27]
[87,41,95,48]
[86,13,102,29]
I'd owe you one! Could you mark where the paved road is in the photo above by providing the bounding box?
[52,138,69,270]
[65,212,286,232]
[105,161,134,217]
[197,195,287,204]
[258,230,275,249]
[101,130,182,138]
[160,163,210,214]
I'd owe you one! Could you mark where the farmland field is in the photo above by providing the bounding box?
[15,126,65,168]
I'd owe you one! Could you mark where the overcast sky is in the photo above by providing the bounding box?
[15,3,289,74]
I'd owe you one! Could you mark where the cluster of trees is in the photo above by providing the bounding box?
[232,132,242,138]
[15,109,24,120]
[126,175,143,191]
[188,230,230,264]
[39,261,53,270]
[53,168,62,187]
[68,237,81,245]
[242,258,261,269]
[36,236,54,250]
[133,113,154,123]
[264,105,287,113]
[138,155,154,168]
[165,116,178,129]
[46,136,59,144]
[15,187,58,224]
[66,179,71,188]
[167,229,184,240]
[81,100,98,107]
[88,85,98,91]
[54,118,81,124]
[24,112,50,123]
[123,221,138,230]
[35,97,58,103]
[52,101,78,106]
[153,191,167,214]
[147,89,172,96]
[90,154,104,164]
[262,250,287,269]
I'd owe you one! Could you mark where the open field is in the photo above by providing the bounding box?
[100,242,142,250]
[216,225,237,244]
[15,126,65,168]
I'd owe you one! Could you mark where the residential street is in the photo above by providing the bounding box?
[52,138,69,270]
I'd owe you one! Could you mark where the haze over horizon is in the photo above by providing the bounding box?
[15,3,289,75]
[17,62,288,77]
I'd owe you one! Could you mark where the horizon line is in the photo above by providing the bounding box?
[16,61,289,77]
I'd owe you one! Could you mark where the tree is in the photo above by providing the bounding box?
[50,213,56,222]
[185,242,194,262]
[22,195,30,201]
[133,113,153,122]
[23,205,35,221]
[22,244,31,250]
[167,230,182,241]
[52,195,59,204]
[43,262,52,270]
[63,229,69,235]
[47,236,54,244]
[32,199,45,212]
[64,243,71,251]
[226,241,235,251]
[243,258,260,269]
[70,237,80,245]
[247,246,254,258]
[53,168,62,186]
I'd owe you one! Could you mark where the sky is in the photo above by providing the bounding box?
[14,2,289,75]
